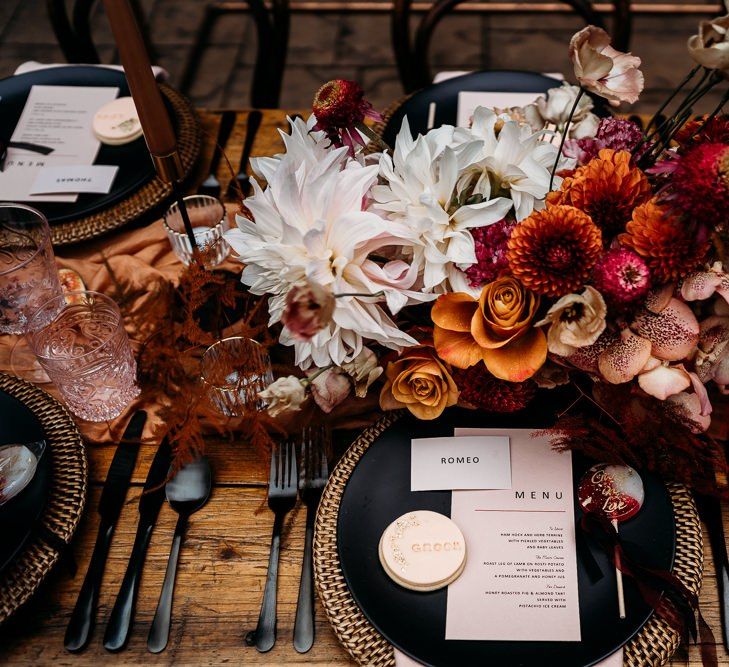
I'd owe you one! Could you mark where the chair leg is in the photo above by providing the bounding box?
[72,0,101,63]
[46,0,83,63]
[180,5,220,95]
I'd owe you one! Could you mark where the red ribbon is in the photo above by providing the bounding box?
[580,512,717,667]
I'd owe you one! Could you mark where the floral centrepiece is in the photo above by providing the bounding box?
[224,23,729,493]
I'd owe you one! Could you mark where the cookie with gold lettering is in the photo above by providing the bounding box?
[378,510,466,592]
[93,97,143,145]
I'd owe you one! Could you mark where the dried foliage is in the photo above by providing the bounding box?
[543,382,729,498]
[103,251,278,475]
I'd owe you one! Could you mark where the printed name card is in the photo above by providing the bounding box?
[410,436,511,491]
[445,428,581,642]
[30,165,119,195]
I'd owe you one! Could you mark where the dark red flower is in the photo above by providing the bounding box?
[454,365,537,413]
[312,79,382,155]
[462,218,516,288]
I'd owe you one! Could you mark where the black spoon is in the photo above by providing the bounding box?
[147,457,212,653]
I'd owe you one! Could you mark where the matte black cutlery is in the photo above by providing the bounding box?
[103,439,172,652]
[198,110,237,198]
[64,410,147,653]
[249,440,298,653]
[147,456,212,653]
[293,427,329,653]
[225,109,262,201]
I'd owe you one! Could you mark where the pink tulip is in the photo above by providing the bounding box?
[569,26,644,105]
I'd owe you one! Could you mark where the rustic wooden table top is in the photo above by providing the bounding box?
[0,108,727,666]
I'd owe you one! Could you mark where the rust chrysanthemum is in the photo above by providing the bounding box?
[507,205,603,297]
[311,79,382,155]
[548,148,651,238]
[620,198,710,284]
[454,365,537,413]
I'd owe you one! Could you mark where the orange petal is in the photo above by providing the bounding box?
[434,326,484,369]
[482,328,548,382]
[432,293,478,332]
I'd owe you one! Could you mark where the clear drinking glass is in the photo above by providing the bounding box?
[163,195,230,268]
[26,291,140,422]
[0,203,63,334]
[201,337,273,416]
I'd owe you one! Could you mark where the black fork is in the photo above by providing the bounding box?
[293,426,330,653]
[250,440,297,653]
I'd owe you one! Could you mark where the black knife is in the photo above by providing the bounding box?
[697,493,729,648]
[64,410,147,653]
[225,109,262,201]
[103,439,173,652]
[198,110,237,198]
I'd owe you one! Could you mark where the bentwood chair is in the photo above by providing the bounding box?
[392,0,633,93]
[46,0,156,65]
[180,0,290,109]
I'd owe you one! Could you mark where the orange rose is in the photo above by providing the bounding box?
[432,277,547,382]
[380,346,459,420]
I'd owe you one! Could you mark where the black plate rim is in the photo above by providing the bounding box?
[0,389,51,574]
[0,65,157,224]
[336,411,676,667]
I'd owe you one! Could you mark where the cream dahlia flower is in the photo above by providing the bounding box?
[371,116,512,294]
[225,140,427,369]
[452,107,568,221]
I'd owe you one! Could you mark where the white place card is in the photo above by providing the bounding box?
[30,165,119,195]
[0,85,119,202]
[410,436,511,491]
[446,428,581,642]
[457,91,546,127]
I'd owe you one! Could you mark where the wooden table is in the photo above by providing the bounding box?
[0,109,727,666]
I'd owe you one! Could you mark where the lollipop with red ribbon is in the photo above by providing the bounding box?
[578,464,645,619]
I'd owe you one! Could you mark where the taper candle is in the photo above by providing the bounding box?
[100,0,199,254]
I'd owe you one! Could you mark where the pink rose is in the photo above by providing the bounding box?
[281,279,335,341]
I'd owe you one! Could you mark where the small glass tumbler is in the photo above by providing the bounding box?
[0,204,63,334]
[201,337,273,416]
[26,291,141,422]
[163,195,230,268]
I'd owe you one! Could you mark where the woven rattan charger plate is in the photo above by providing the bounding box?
[314,412,704,667]
[0,372,87,624]
[50,84,201,246]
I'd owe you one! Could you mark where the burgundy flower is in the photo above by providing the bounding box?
[312,79,382,155]
[592,247,651,306]
[462,218,516,288]
[454,365,537,413]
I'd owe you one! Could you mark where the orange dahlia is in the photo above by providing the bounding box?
[620,198,710,284]
[548,148,651,237]
[507,205,603,297]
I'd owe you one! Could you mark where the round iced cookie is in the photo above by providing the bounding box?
[93,97,143,145]
[378,510,466,592]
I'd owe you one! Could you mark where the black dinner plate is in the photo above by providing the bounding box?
[381,70,608,145]
[0,66,159,224]
[0,388,50,574]
[337,406,675,667]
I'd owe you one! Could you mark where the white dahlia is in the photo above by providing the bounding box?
[453,106,569,221]
[225,139,427,369]
[371,117,512,294]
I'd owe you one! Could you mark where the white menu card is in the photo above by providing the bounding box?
[0,85,119,202]
[445,428,581,642]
